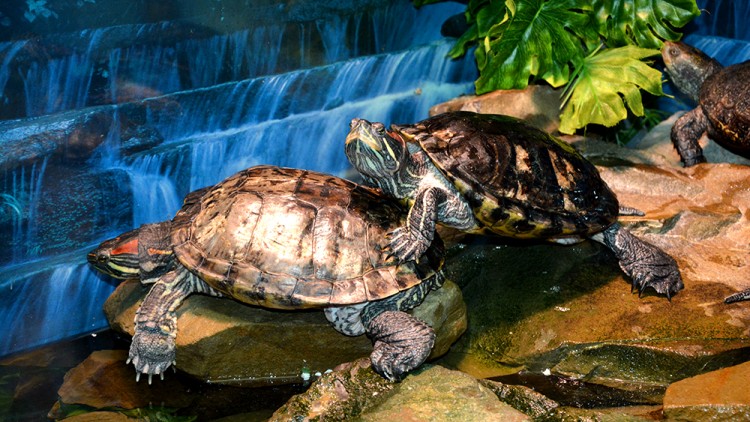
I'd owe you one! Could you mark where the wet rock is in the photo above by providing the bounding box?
[53,350,192,412]
[58,411,132,422]
[51,347,301,420]
[104,278,467,384]
[429,85,562,133]
[272,358,529,421]
[436,118,750,400]
[663,360,750,420]
[0,105,167,172]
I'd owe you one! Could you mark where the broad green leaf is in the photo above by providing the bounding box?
[593,0,700,48]
[559,46,663,134]
[473,0,596,93]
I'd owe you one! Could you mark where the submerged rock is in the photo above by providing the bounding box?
[104,279,467,384]
[52,350,192,414]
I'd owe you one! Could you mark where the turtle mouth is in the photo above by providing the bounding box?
[346,118,383,151]
[345,118,405,178]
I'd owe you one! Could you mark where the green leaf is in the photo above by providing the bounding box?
[559,45,663,134]
[593,0,700,48]
[473,0,596,93]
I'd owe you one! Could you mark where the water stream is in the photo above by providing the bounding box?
[0,1,474,358]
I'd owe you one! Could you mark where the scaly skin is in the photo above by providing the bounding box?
[593,223,684,299]
[128,267,222,383]
[725,289,750,304]
[671,106,709,167]
[367,311,435,381]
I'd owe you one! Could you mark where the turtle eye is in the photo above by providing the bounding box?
[97,253,109,264]
[373,122,385,134]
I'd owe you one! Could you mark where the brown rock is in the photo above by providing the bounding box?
[55,350,192,410]
[104,278,466,384]
[429,85,562,133]
[663,361,750,420]
[57,411,133,422]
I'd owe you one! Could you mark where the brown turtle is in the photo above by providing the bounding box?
[88,165,445,382]
[345,111,683,299]
[662,41,750,166]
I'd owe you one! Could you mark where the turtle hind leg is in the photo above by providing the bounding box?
[725,289,750,304]
[366,311,435,381]
[360,273,442,381]
[592,223,684,299]
[671,108,709,167]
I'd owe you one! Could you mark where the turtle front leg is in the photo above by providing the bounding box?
[388,186,443,263]
[725,289,750,304]
[671,108,709,167]
[365,310,435,381]
[129,267,221,383]
[592,223,684,299]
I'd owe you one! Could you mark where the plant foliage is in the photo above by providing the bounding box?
[414,0,699,133]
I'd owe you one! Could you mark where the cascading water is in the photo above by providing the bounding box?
[0,1,465,120]
[0,0,475,358]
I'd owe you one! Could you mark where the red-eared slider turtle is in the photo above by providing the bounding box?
[88,166,445,382]
[662,41,750,166]
[345,111,683,299]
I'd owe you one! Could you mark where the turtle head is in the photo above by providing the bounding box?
[662,41,723,103]
[88,227,142,279]
[345,118,408,193]
[88,222,174,280]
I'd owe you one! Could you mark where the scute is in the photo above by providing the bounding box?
[700,62,750,154]
[170,166,439,309]
[404,112,619,237]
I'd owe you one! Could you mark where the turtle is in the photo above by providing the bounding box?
[88,165,446,383]
[345,111,683,299]
[661,40,750,166]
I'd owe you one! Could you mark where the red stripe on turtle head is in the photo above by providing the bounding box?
[111,236,139,257]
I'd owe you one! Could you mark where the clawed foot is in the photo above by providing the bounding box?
[387,227,431,263]
[618,237,684,299]
[128,323,177,384]
[367,311,435,381]
[599,225,684,300]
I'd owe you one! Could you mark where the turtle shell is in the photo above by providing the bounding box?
[700,62,750,155]
[395,111,619,238]
[170,165,442,310]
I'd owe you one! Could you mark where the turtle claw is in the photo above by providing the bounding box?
[128,324,176,382]
[600,225,684,299]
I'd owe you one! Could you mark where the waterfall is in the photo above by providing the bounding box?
[0,1,465,121]
[0,1,474,357]
[0,260,117,356]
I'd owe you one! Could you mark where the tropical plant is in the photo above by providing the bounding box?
[415,0,699,134]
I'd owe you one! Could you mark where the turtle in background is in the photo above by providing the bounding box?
[88,166,446,383]
[662,41,750,166]
[345,111,683,299]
